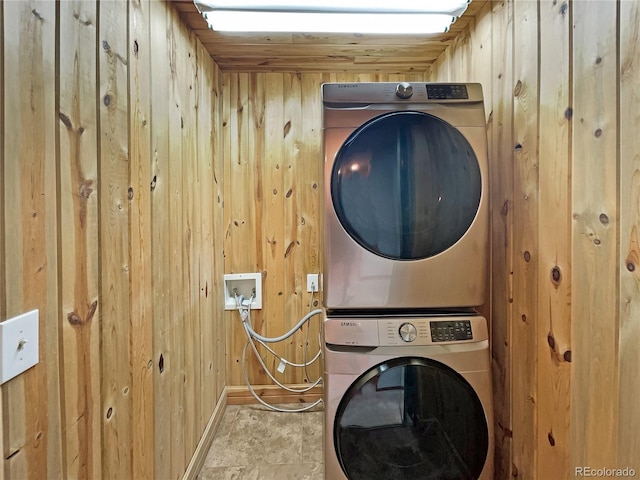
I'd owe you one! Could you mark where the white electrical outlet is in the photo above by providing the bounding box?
[307,274,319,292]
[0,309,39,384]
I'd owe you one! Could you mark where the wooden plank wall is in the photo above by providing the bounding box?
[429,0,640,478]
[222,72,425,391]
[0,1,225,479]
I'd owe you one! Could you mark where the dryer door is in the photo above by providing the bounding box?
[331,111,481,260]
[334,357,489,480]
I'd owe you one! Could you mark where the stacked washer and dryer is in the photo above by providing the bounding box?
[321,82,494,480]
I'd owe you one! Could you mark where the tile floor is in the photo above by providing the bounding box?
[197,404,324,480]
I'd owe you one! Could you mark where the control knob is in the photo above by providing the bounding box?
[399,322,417,343]
[395,82,414,99]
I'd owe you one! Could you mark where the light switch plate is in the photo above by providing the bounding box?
[0,309,39,384]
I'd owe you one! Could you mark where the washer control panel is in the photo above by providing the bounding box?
[324,315,487,347]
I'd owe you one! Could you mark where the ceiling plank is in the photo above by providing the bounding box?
[171,0,487,73]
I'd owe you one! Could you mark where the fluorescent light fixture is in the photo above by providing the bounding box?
[204,11,456,34]
[197,0,470,15]
[194,0,470,34]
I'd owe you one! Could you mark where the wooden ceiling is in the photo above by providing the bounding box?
[172,0,488,73]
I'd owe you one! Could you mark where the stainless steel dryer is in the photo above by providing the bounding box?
[323,314,494,480]
[322,82,489,310]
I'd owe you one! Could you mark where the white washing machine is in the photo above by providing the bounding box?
[323,314,494,480]
[322,82,489,310]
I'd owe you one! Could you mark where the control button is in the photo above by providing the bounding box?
[399,322,417,342]
[395,82,413,99]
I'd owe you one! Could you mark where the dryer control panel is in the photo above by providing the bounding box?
[324,315,488,347]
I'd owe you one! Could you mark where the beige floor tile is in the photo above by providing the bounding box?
[199,404,324,479]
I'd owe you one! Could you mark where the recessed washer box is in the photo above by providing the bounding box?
[223,273,262,310]
[1,309,39,385]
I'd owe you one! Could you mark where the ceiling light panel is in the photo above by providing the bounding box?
[204,11,457,34]
[196,0,470,14]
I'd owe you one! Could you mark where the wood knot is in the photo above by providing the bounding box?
[627,261,636,272]
[150,175,157,191]
[551,266,562,285]
[594,128,603,138]
[564,107,573,119]
[283,120,292,138]
[284,241,296,258]
[563,350,572,362]
[599,213,609,225]
[523,251,531,262]
[67,312,83,326]
[547,333,556,349]
[106,407,113,419]
[559,2,568,15]
[159,354,165,373]
[127,187,134,200]
[103,94,111,106]
[501,199,509,216]
[548,432,556,446]
[133,40,139,57]
[59,112,73,129]
[513,80,523,97]
[80,180,94,199]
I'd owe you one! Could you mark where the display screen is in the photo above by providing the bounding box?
[426,84,469,100]
[430,320,473,342]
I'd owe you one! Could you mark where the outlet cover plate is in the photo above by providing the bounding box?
[307,274,319,292]
[1,310,39,384]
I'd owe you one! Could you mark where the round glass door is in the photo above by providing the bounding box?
[331,111,482,260]
[334,357,488,480]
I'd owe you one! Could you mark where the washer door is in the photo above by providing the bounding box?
[334,357,489,480]
[331,111,482,260]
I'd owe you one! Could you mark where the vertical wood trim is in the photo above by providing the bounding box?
[511,1,539,477]
[222,71,234,385]
[58,1,101,478]
[2,1,60,478]
[571,0,620,470]
[150,0,171,475]
[283,72,303,381]
[211,58,226,405]
[300,73,323,382]
[195,33,215,444]
[536,0,572,476]
[0,0,5,477]
[489,1,514,478]
[128,0,154,478]
[618,0,640,472]
[168,7,186,477]
[262,72,286,381]
[180,25,198,460]
[98,0,132,477]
